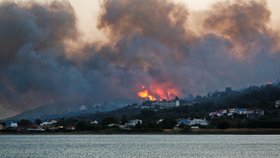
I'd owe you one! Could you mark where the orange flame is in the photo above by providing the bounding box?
[137,89,156,101]
[137,84,180,101]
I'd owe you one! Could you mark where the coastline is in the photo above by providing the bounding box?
[1,128,280,135]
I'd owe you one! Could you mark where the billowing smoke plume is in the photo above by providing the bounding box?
[0,0,82,118]
[204,0,279,59]
[0,0,280,118]
[189,0,280,91]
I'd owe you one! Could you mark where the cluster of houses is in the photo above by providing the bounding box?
[0,118,145,132]
[151,100,180,108]
[208,108,264,119]
[0,122,20,131]
[176,118,208,128]
[139,99,181,111]
[0,103,272,132]
[108,119,143,130]
[0,117,209,132]
[118,118,208,130]
[0,120,75,132]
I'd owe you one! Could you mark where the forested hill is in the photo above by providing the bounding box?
[192,81,280,110]
[77,81,280,122]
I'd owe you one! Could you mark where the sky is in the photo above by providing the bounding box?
[0,0,280,119]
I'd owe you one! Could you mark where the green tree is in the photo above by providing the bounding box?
[101,117,118,126]
[217,121,231,129]
[178,123,186,129]
[34,119,42,125]
[76,121,89,131]
[139,110,155,119]
[120,115,128,125]
[18,119,32,128]
[161,119,176,129]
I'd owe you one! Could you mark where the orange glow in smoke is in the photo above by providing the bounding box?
[137,89,157,101]
[137,84,180,101]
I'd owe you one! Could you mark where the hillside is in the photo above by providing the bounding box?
[4,81,280,125]
[5,101,127,122]
[75,81,280,122]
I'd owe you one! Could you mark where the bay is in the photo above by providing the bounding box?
[0,135,279,158]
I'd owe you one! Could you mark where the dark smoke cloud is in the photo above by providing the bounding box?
[98,0,192,52]
[0,0,280,119]
[96,0,194,92]
[204,0,280,59]
[94,0,280,94]
[0,0,84,118]
[193,0,280,90]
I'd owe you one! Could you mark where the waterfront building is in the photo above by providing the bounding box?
[10,122,18,128]
[126,119,142,127]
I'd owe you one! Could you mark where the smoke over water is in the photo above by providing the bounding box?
[0,0,279,118]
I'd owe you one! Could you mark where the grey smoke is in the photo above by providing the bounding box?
[0,0,280,119]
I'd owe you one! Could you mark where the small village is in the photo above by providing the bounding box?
[1,98,278,134]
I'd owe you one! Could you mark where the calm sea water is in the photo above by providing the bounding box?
[0,135,279,158]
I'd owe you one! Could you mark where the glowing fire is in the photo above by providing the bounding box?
[137,89,156,101]
[137,84,180,101]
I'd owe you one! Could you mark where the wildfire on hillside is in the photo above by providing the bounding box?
[137,84,180,101]
[137,89,156,101]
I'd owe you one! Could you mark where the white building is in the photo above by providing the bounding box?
[126,119,142,127]
[176,100,180,107]
[275,100,280,108]
[156,119,164,124]
[90,121,98,125]
[152,100,180,108]
[108,124,119,127]
[189,119,208,126]
[10,122,18,128]
[66,126,75,131]
[26,127,45,132]
[236,108,248,115]
[40,120,57,126]
[228,108,236,116]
